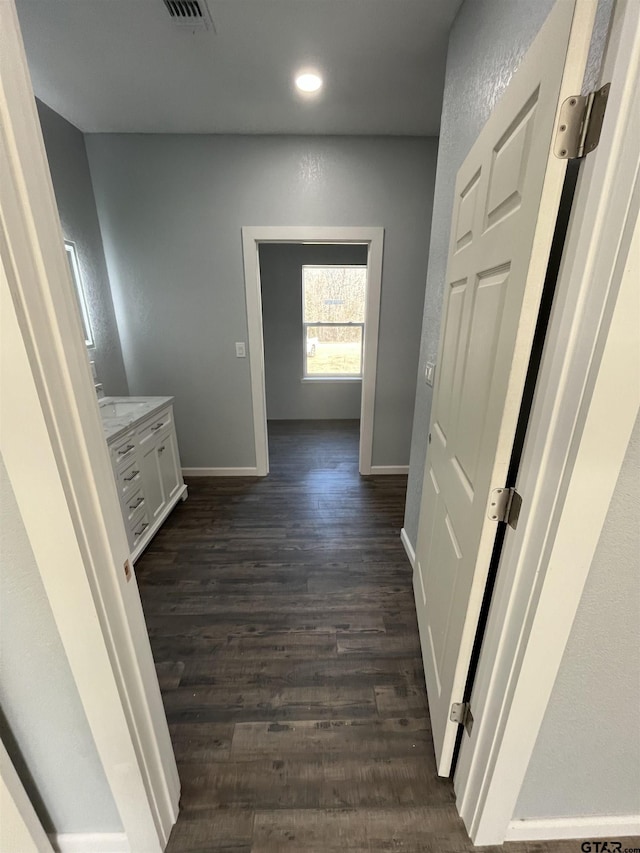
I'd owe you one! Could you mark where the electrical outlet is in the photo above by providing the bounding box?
[425,361,436,386]
[235,342,246,358]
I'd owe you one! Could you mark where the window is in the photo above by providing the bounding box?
[64,240,94,348]
[302,265,367,378]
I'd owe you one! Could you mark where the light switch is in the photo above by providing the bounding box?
[425,361,435,386]
[235,342,246,358]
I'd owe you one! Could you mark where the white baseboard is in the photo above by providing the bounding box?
[368,465,409,475]
[182,467,259,476]
[51,833,129,853]
[505,815,640,841]
[400,527,416,569]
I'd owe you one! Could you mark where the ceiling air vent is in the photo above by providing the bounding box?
[162,0,214,30]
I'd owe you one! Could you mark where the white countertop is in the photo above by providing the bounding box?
[99,396,174,444]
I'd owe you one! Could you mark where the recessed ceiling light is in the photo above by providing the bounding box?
[295,71,323,94]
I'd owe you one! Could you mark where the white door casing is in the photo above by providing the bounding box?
[413,0,597,775]
[241,226,384,476]
[1,0,179,846]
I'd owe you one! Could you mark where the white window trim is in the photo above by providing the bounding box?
[300,377,363,384]
[64,239,95,348]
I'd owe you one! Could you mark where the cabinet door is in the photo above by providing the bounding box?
[157,428,181,503]
[140,440,166,522]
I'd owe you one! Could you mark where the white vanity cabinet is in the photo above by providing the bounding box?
[105,400,187,561]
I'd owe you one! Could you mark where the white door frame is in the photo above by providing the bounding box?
[0,2,179,849]
[454,0,640,844]
[241,226,384,475]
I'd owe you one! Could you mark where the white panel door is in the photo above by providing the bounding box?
[414,0,596,775]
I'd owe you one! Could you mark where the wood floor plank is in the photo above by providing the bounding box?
[162,685,377,724]
[145,610,387,638]
[180,656,423,690]
[168,723,234,762]
[230,718,432,759]
[336,633,422,657]
[251,806,471,852]
[151,632,338,662]
[179,755,454,812]
[165,808,254,853]
[141,590,414,617]
[374,685,430,718]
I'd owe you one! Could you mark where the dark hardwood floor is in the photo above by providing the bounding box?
[136,421,582,852]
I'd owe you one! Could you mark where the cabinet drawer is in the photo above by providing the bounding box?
[129,512,150,548]
[123,487,146,525]
[111,430,137,468]
[138,408,173,447]
[116,456,143,498]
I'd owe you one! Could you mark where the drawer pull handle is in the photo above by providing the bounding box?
[151,422,165,431]
[158,445,166,453]
[129,497,144,510]
[134,522,149,536]
[124,470,140,481]
[118,444,135,455]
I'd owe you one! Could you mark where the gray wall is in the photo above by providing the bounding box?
[260,243,367,421]
[403,0,556,545]
[516,415,640,818]
[85,135,438,469]
[37,100,128,397]
[0,456,122,835]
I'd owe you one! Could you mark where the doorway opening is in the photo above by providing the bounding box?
[241,226,384,476]
[259,243,366,470]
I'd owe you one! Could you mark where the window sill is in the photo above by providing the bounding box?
[301,377,363,383]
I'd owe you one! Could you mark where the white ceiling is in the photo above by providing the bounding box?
[16,0,462,135]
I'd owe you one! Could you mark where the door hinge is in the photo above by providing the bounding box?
[488,487,522,530]
[450,702,474,736]
[554,83,610,160]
